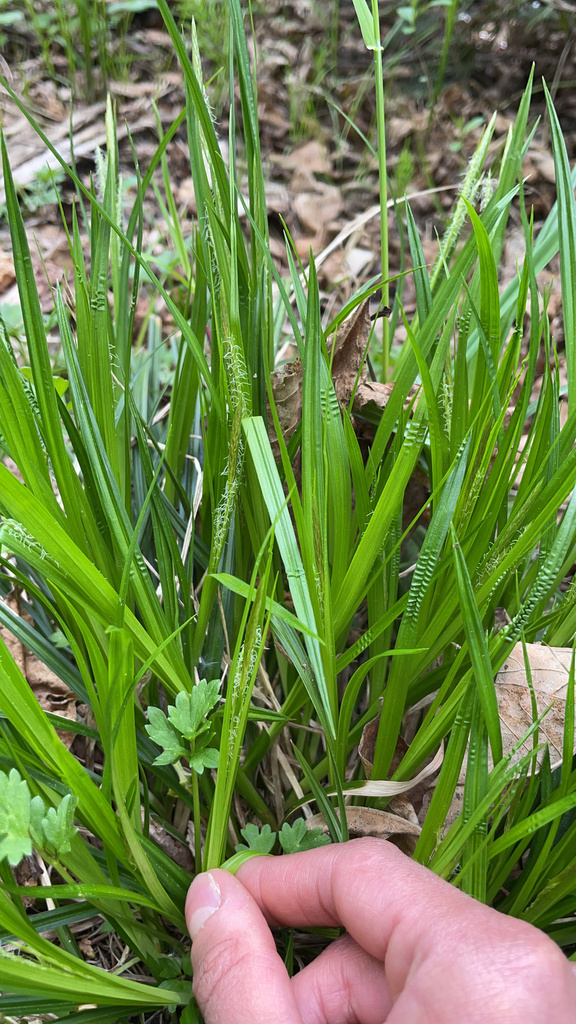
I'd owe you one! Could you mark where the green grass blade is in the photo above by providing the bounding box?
[451,525,503,764]
[243,416,334,737]
[334,417,427,640]
[1,134,87,550]
[544,81,576,417]
[406,202,432,322]
[460,692,489,901]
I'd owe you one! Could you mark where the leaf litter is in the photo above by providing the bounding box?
[0,1,575,997]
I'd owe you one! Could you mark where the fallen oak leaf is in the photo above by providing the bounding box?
[419,642,576,835]
[495,642,576,770]
[328,296,373,407]
[267,356,303,458]
[268,299,397,453]
[306,806,421,850]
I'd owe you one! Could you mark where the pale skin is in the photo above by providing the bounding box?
[185,837,576,1024]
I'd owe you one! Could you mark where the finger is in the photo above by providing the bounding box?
[383,936,576,1024]
[237,839,576,1015]
[237,838,479,953]
[186,869,303,1024]
[292,933,391,1024]
[236,838,525,982]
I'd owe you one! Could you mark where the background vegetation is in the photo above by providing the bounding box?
[0,0,575,1020]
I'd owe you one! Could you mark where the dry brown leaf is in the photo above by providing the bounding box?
[148,817,194,871]
[355,381,421,424]
[388,793,419,826]
[273,140,330,175]
[419,781,464,831]
[335,745,444,799]
[293,180,343,254]
[0,250,15,293]
[358,709,408,779]
[266,298,371,456]
[291,140,329,174]
[267,356,303,457]
[420,642,576,832]
[353,380,396,413]
[13,853,43,889]
[307,806,421,840]
[328,297,373,407]
[267,299,404,459]
[496,642,575,768]
[327,300,417,419]
[293,187,342,234]
[0,592,77,748]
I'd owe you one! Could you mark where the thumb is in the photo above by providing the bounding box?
[186,868,303,1024]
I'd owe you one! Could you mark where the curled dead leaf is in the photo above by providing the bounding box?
[268,299,382,451]
[334,746,444,798]
[353,380,420,419]
[358,712,409,779]
[268,357,303,456]
[307,806,421,841]
[267,298,419,460]
[327,297,373,408]
[355,709,443,832]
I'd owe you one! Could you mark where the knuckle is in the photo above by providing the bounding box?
[482,917,572,998]
[516,927,569,980]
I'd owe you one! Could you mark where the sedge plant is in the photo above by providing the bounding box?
[0,2,575,1019]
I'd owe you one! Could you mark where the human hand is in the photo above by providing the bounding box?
[185,837,576,1023]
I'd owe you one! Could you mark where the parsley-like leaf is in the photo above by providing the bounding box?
[167,680,220,740]
[189,746,219,774]
[235,823,277,854]
[0,768,32,865]
[41,794,78,855]
[278,819,331,854]
[154,746,189,766]
[145,706,187,765]
[29,794,46,849]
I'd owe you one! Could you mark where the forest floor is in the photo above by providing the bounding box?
[0,4,575,1015]
[0,0,575,354]
[0,0,575,746]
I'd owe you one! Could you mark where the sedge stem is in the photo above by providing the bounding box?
[372,0,389,380]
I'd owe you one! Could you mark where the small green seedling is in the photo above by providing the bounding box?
[236,819,331,855]
[278,819,331,853]
[145,679,221,775]
[235,822,277,854]
[0,768,78,864]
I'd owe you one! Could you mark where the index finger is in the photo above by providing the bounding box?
[236,837,510,969]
